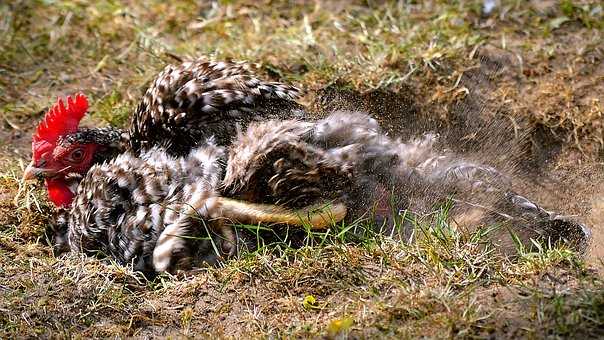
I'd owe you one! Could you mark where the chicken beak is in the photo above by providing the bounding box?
[22,161,58,181]
[22,161,38,181]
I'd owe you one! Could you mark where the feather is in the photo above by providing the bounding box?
[128,58,303,154]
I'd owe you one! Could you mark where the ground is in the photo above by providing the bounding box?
[1,0,603,338]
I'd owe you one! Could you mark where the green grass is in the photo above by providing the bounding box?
[1,0,603,337]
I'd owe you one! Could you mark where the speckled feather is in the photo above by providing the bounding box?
[67,142,226,273]
[128,58,304,154]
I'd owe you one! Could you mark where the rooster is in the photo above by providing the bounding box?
[224,112,591,252]
[26,95,345,273]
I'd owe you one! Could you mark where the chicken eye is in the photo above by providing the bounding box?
[69,148,85,162]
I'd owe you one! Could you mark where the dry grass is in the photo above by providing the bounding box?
[1,0,603,337]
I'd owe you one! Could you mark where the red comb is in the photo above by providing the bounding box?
[33,93,88,145]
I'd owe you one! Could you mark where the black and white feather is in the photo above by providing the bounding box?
[66,142,228,273]
[129,58,304,154]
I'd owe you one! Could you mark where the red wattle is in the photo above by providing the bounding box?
[45,178,75,208]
